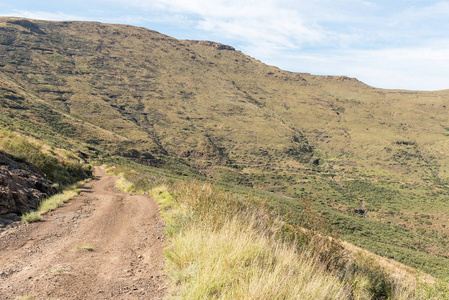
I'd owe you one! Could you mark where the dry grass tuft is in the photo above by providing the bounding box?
[166,216,350,299]
[114,176,134,193]
[76,244,95,251]
[21,211,41,223]
[152,181,370,299]
[20,181,86,224]
[15,295,36,300]
[39,188,81,214]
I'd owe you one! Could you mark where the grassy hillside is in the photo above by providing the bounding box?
[109,166,448,299]
[1,17,449,278]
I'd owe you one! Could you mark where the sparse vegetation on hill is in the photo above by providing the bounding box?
[1,16,449,287]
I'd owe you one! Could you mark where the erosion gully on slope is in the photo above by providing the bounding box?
[0,166,167,299]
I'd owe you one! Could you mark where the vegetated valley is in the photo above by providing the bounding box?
[1,17,449,298]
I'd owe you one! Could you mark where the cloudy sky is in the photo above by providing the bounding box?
[2,1,449,91]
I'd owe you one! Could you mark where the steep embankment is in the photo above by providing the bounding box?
[0,151,55,216]
[0,167,166,299]
[0,129,91,228]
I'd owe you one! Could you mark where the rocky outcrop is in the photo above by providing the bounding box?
[189,40,235,51]
[0,151,56,215]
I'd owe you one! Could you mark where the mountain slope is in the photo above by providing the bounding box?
[1,17,449,277]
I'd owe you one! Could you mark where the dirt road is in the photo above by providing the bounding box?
[0,167,166,299]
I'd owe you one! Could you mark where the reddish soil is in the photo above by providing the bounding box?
[0,167,166,299]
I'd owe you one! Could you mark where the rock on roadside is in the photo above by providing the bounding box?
[0,151,56,216]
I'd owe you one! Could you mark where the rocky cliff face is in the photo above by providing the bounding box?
[0,151,56,215]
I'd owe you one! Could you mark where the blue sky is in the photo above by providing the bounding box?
[2,1,449,91]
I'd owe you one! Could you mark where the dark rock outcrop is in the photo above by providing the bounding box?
[190,40,235,51]
[0,151,56,215]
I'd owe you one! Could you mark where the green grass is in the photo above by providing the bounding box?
[109,160,449,279]
[149,181,358,299]
[38,188,81,213]
[416,277,449,300]
[19,182,84,223]
[114,167,445,299]
[76,244,95,251]
[15,295,36,300]
[21,212,41,223]
[113,175,136,194]
[166,216,350,299]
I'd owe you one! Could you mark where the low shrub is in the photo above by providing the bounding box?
[21,211,41,223]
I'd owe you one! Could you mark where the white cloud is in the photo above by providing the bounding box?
[397,1,449,20]
[269,43,449,91]
[102,0,330,49]
[3,8,189,30]
[5,10,90,22]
